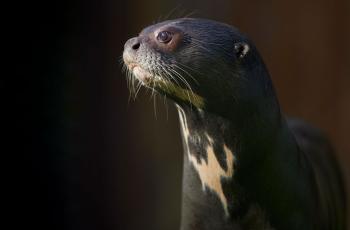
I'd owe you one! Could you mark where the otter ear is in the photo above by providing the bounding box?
[234,42,250,59]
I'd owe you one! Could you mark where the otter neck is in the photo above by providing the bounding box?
[177,102,284,230]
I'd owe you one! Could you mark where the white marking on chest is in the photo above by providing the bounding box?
[177,107,235,216]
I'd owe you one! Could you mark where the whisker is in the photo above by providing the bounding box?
[168,67,194,92]
[161,66,181,87]
[168,67,195,110]
[175,62,203,78]
[172,64,199,85]
[134,81,143,100]
[151,77,157,98]
[163,94,169,121]
[164,4,183,20]
[182,9,199,18]
[153,90,158,120]
[157,14,164,24]
[118,55,126,65]
[125,67,135,101]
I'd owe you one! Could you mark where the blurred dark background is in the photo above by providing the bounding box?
[18,0,349,229]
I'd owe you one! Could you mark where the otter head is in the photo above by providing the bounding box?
[123,18,273,116]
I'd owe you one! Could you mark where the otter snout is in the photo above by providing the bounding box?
[124,37,140,51]
[123,37,140,65]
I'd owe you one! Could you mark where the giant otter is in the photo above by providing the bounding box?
[122,18,346,230]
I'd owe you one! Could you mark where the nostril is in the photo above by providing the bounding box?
[132,42,140,50]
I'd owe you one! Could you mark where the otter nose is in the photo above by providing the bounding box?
[125,37,140,51]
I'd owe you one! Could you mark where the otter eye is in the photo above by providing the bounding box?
[156,31,172,43]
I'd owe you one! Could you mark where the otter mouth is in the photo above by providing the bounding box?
[128,63,153,84]
[122,54,205,108]
[133,66,152,83]
[123,60,205,108]
[124,60,163,86]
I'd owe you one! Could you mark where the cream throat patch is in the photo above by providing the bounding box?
[177,107,235,216]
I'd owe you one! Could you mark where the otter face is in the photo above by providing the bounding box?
[123,21,187,85]
[123,18,252,110]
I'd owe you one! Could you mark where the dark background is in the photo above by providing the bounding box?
[18,0,350,229]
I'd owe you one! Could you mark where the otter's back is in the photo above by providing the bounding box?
[287,118,346,230]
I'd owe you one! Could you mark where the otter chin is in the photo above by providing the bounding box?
[131,66,152,83]
[122,18,346,230]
